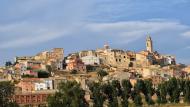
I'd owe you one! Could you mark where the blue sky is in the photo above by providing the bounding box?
[1,0,190,65]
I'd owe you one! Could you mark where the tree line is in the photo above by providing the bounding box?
[0,81,19,107]
[48,77,190,107]
[1,76,190,106]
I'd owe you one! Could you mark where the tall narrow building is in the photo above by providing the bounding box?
[146,36,153,52]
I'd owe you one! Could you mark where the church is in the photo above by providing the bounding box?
[136,35,176,67]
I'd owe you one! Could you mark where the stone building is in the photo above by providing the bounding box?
[66,56,86,72]
[146,36,153,53]
[35,48,64,70]
[136,35,176,67]
[78,50,100,65]
[136,51,154,67]
[35,51,49,62]
[96,44,137,71]
[13,91,54,107]
[15,60,46,75]
[16,79,36,92]
[183,66,190,73]
[14,48,64,74]
[106,49,133,69]
[81,56,100,65]
[79,50,97,58]
[16,78,54,93]
[15,56,35,63]
[96,50,109,65]
[162,55,176,65]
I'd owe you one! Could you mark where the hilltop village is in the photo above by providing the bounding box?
[0,36,190,106]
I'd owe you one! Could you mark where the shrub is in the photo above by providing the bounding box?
[71,69,77,74]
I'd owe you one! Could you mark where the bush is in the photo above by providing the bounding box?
[38,71,50,78]
[21,74,35,78]
[26,67,32,70]
[71,69,77,74]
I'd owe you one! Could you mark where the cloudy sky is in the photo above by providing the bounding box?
[0,0,190,65]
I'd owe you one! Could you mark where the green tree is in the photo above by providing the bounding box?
[70,69,77,74]
[121,79,132,107]
[111,80,122,96]
[166,78,180,103]
[133,80,144,107]
[88,82,106,107]
[97,69,108,81]
[7,102,19,107]
[38,71,50,78]
[134,80,146,94]
[133,92,143,107]
[102,83,118,107]
[0,81,19,107]
[86,65,96,72]
[46,65,53,74]
[48,81,88,107]
[156,83,167,104]
[178,79,185,93]
[26,66,32,70]
[144,80,155,105]
[21,74,35,78]
[5,61,12,67]
[184,80,190,103]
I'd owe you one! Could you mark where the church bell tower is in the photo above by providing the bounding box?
[146,35,153,53]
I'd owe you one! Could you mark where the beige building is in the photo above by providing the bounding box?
[35,48,64,62]
[79,50,97,58]
[146,36,153,53]
[136,35,176,67]
[35,51,49,62]
[66,56,86,72]
[94,36,167,70]
[15,56,35,63]
[35,48,64,70]
[135,35,155,67]
[81,56,100,65]
[136,51,154,67]
[14,48,64,73]
[161,55,176,65]
[106,49,135,69]
[96,44,137,70]
[79,50,100,65]
[183,66,190,73]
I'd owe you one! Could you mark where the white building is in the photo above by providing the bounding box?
[81,56,100,65]
[162,55,176,65]
[34,80,53,91]
[35,83,46,91]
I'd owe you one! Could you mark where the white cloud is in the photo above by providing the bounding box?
[181,31,190,50]
[0,31,68,49]
[182,31,190,37]
[1,0,190,49]
[85,20,190,44]
[0,0,94,49]
[87,20,188,32]
[1,19,190,49]
[1,0,190,65]
[0,19,81,49]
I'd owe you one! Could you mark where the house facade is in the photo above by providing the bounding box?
[66,57,86,72]
[81,56,100,65]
